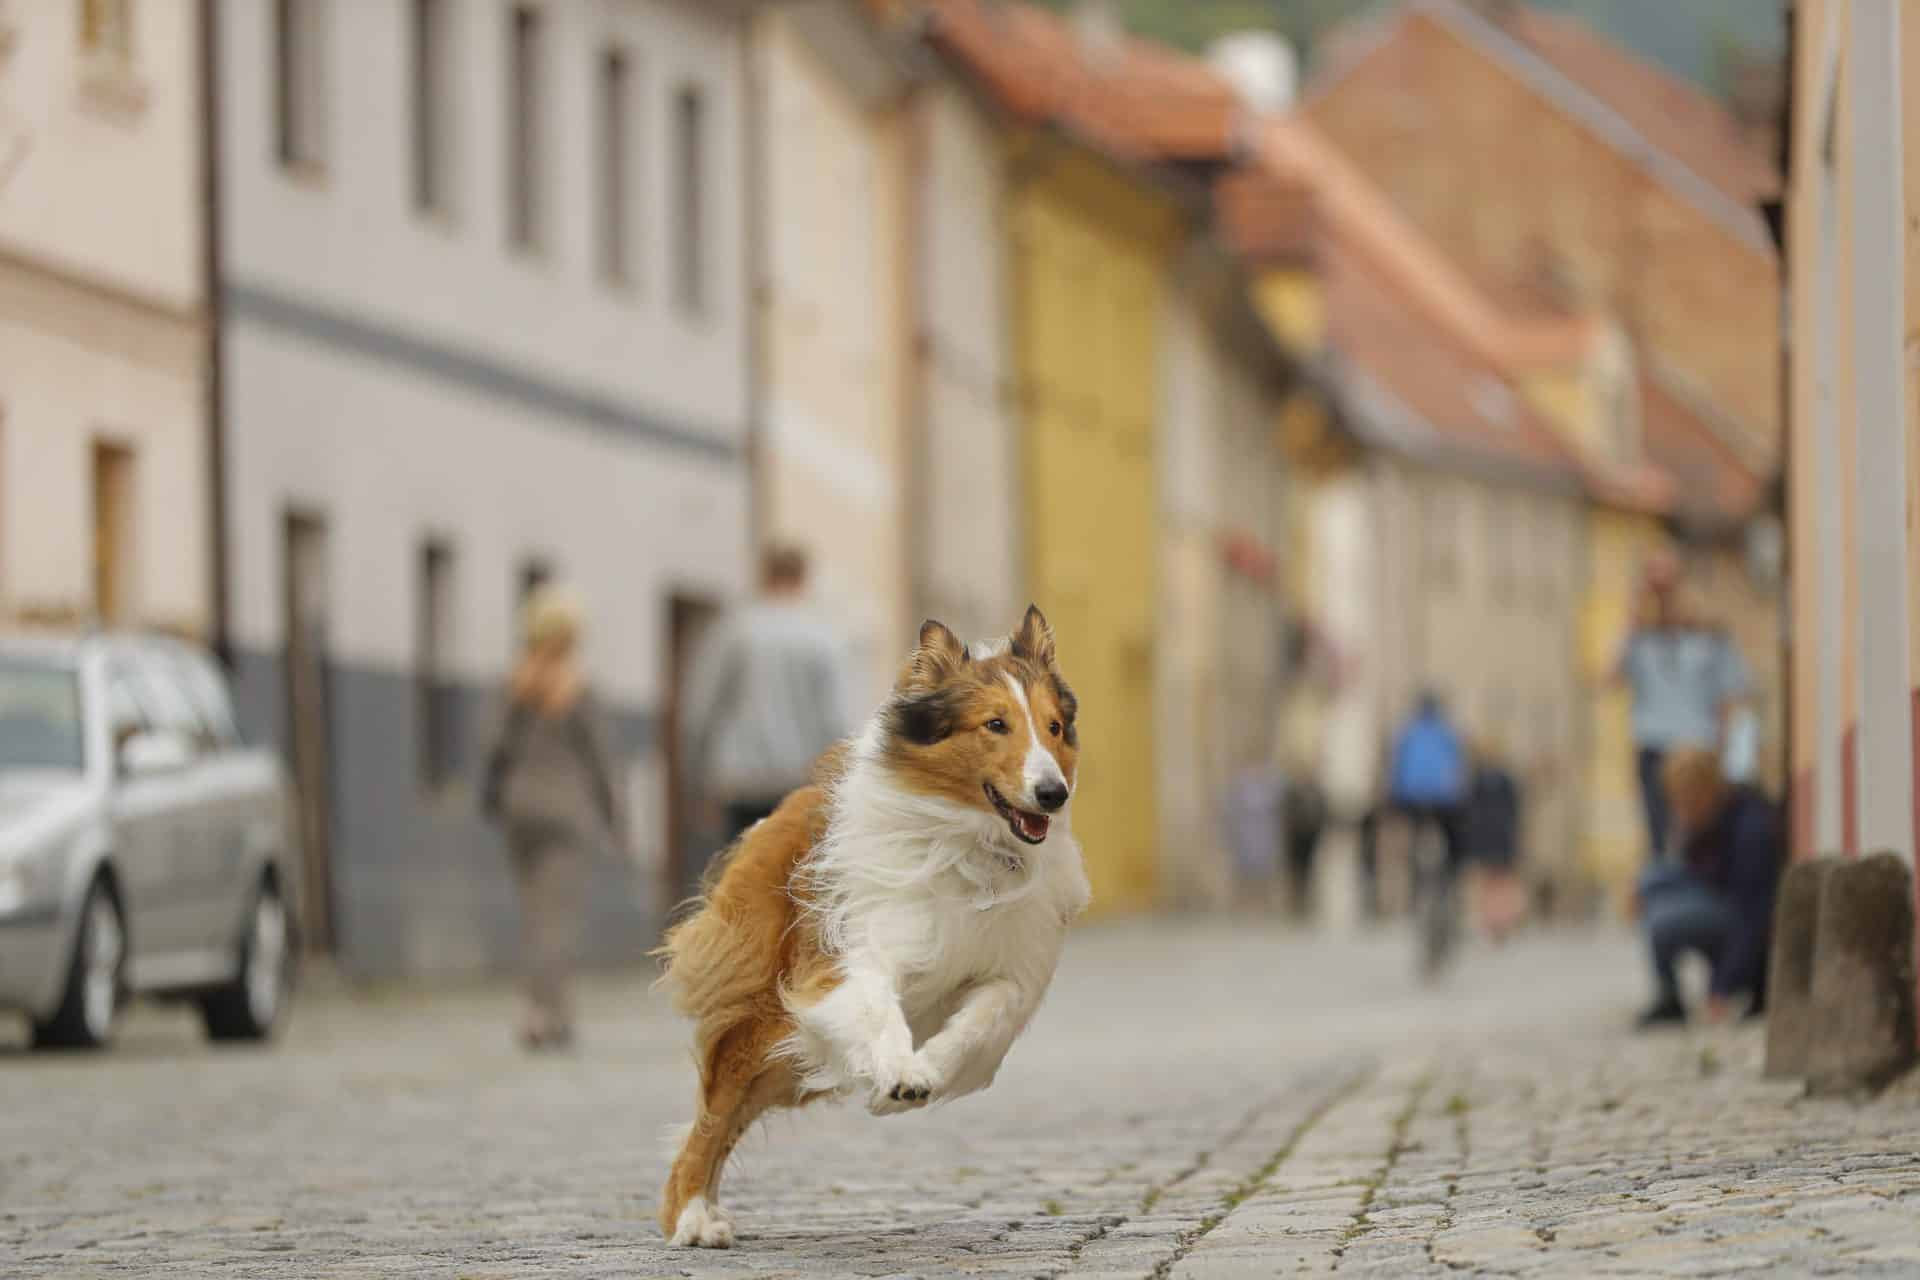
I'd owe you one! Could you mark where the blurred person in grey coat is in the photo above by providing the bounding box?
[680,545,849,849]
[482,584,623,1051]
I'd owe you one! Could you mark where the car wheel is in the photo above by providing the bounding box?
[200,879,291,1043]
[31,879,127,1051]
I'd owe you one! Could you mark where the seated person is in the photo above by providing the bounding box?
[1636,747,1781,1028]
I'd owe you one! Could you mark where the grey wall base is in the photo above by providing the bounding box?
[230,648,658,982]
[1765,853,1917,1093]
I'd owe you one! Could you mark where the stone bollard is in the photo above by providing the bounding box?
[1763,857,1837,1080]
[1806,852,1918,1094]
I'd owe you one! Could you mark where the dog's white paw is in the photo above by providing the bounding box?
[867,1053,942,1116]
[669,1195,734,1249]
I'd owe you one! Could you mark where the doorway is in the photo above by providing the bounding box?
[282,509,337,953]
[663,591,720,907]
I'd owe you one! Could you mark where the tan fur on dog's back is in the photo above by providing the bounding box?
[652,760,845,1237]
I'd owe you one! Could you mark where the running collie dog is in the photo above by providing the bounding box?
[655,606,1091,1248]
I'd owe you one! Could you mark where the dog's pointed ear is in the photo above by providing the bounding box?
[1010,604,1056,667]
[906,619,968,686]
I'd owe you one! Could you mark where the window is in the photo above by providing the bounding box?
[0,660,85,772]
[418,539,457,789]
[515,556,553,653]
[79,0,132,62]
[673,84,706,314]
[103,667,150,755]
[410,0,455,215]
[1422,483,1457,585]
[1535,506,1561,610]
[597,47,639,287]
[275,0,327,173]
[91,440,134,626]
[506,6,547,252]
[168,648,242,750]
[124,651,214,755]
[1594,326,1639,462]
[1488,493,1515,604]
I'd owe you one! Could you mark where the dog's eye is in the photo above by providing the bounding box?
[986,718,1010,735]
[1049,720,1062,737]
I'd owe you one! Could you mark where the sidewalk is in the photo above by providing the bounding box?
[4,924,1916,1276]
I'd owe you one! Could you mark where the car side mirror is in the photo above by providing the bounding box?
[120,729,194,778]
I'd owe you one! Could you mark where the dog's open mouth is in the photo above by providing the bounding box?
[985,783,1050,845]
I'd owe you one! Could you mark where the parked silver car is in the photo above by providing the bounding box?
[0,631,301,1050]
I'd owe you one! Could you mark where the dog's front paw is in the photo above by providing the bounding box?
[668,1195,735,1249]
[867,1053,942,1116]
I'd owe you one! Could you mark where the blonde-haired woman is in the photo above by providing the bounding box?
[483,584,623,1050]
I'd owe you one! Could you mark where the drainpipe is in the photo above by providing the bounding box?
[199,0,231,667]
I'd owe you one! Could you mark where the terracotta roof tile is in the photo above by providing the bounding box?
[1640,367,1764,523]
[1215,169,1319,265]
[925,0,1242,163]
[1499,7,1781,207]
[1323,232,1578,478]
[1239,123,1577,476]
[1255,118,1598,377]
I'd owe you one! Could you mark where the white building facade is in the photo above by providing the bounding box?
[752,1,912,718]
[0,0,210,636]
[214,0,758,977]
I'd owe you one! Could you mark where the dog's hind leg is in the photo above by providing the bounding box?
[660,1018,794,1248]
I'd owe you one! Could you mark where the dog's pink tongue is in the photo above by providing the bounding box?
[1017,812,1050,841]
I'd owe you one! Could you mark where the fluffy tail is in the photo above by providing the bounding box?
[652,789,824,1082]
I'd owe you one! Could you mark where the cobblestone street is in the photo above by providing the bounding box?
[5,924,1919,1277]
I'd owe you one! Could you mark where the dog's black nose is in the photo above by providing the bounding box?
[1035,781,1069,813]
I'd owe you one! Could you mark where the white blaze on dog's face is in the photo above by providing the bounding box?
[879,606,1080,846]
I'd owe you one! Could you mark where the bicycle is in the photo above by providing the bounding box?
[1409,810,1462,981]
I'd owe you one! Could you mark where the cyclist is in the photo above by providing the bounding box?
[1386,691,1468,974]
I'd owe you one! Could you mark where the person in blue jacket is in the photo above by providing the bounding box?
[1635,746,1781,1028]
[1387,690,1469,884]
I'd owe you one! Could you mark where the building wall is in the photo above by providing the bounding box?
[1300,464,1378,817]
[1155,285,1227,908]
[1385,462,1585,895]
[0,0,204,308]
[917,79,1020,643]
[1307,10,1781,457]
[1012,141,1176,915]
[216,0,753,977]
[1787,0,1919,867]
[0,0,207,634]
[1154,272,1285,908]
[755,10,909,716]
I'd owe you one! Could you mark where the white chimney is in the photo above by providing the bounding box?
[1072,0,1125,66]
[1207,31,1299,116]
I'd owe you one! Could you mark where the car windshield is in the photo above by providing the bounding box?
[0,658,86,772]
